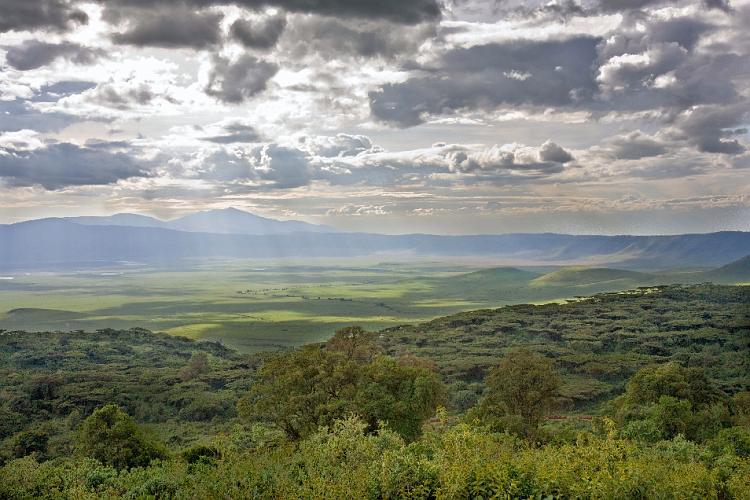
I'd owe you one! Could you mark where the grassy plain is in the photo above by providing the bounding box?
[0,258,733,351]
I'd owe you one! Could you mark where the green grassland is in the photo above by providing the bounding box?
[0,258,744,351]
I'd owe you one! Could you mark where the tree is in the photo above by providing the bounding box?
[79,404,167,469]
[474,350,561,435]
[12,430,48,458]
[325,326,380,362]
[179,351,209,382]
[238,327,443,441]
[355,356,445,441]
[621,362,720,408]
[612,363,729,442]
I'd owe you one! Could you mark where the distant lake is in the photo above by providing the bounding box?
[0,277,14,280]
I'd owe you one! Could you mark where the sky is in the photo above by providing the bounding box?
[0,0,748,235]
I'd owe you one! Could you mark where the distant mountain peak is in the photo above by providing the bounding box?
[166,207,337,235]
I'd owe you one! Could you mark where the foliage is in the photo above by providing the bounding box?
[0,285,748,497]
[0,328,255,462]
[473,350,561,435]
[238,328,444,441]
[78,404,167,470]
[379,285,750,410]
[2,413,750,499]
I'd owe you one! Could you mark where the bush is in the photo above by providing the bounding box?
[711,427,750,458]
[12,430,49,459]
[78,404,167,470]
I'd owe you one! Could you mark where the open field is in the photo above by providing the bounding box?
[0,258,739,351]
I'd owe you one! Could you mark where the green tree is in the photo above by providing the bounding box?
[621,362,720,408]
[78,404,167,469]
[613,363,729,442]
[325,325,379,361]
[238,345,360,440]
[355,356,445,441]
[238,327,443,441]
[12,430,48,458]
[474,350,561,436]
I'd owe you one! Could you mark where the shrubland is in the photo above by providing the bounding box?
[0,284,748,498]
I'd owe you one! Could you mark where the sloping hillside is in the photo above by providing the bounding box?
[379,284,750,408]
[705,255,750,283]
[530,267,654,287]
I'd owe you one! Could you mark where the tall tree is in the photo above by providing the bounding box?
[475,350,561,435]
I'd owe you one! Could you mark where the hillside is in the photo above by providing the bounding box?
[1,286,749,498]
[0,328,257,457]
[380,284,750,408]
[2,218,750,270]
[443,267,539,284]
[530,267,654,287]
[705,254,750,283]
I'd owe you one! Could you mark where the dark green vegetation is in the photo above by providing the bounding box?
[1,254,748,352]
[0,284,749,498]
[381,284,750,411]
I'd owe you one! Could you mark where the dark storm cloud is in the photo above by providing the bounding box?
[0,142,152,189]
[0,0,87,33]
[99,0,441,24]
[205,54,278,103]
[369,36,600,127]
[111,9,223,49]
[230,14,286,50]
[4,40,103,70]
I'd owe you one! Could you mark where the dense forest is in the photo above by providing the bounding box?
[1,284,748,498]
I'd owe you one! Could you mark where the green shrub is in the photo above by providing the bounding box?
[78,404,167,470]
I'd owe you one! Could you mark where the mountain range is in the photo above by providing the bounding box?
[64,208,337,235]
[1,208,750,270]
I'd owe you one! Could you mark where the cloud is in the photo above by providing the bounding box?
[230,14,286,50]
[101,0,441,25]
[0,0,88,33]
[111,8,223,49]
[202,122,262,143]
[4,40,103,70]
[300,134,378,157]
[539,140,574,163]
[597,0,730,13]
[189,143,312,188]
[601,131,668,160]
[369,36,600,126]
[254,144,312,188]
[282,16,436,59]
[327,204,391,216]
[0,136,152,189]
[669,105,749,155]
[205,54,278,103]
[0,99,83,132]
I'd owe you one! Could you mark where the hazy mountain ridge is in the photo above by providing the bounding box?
[2,211,750,270]
[64,207,338,235]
